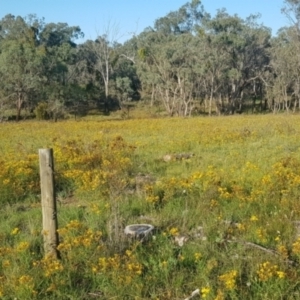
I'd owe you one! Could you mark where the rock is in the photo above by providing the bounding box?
[163,154,173,162]
[174,235,189,247]
[163,153,194,162]
[293,221,300,238]
[124,224,154,240]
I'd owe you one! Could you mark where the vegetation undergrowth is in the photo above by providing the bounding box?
[1,115,300,299]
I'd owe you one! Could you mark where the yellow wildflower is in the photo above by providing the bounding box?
[250,215,258,221]
[169,227,179,236]
[201,286,210,298]
[11,227,19,235]
[219,270,237,290]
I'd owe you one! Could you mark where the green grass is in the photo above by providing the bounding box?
[1,114,300,299]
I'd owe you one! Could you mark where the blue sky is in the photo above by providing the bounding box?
[0,0,288,43]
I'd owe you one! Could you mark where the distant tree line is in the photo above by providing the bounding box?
[0,0,300,120]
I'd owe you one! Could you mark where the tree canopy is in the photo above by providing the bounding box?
[0,1,299,120]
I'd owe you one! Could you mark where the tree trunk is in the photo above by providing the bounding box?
[209,93,213,116]
[150,85,156,107]
[16,92,23,121]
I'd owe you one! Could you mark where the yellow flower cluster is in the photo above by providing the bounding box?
[0,276,4,297]
[169,227,179,236]
[0,152,39,201]
[18,275,33,285]
[201,286,210,298]
[292,237,300,255]
[194,252,202,262]
[218,270,238,290]
[218,187,231,199]
[214,289,225,300]
[0,246,13,256]
[92,250,143,283]
[276,244,289,260]
[256,228,267,243]
[57,220,102,252]
[0,133,136,203]
[34,254,64,277]
[16,241,30,252]
[11,227,20,235]
[250,215,258,222]
[257,261,285,281]
[53,136,134,195]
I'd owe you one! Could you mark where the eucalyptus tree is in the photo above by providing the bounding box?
[136,0,206,116]
[0,14,46,120]
[112,41,140,106]
[135,29,161,106]
[281,0,300,111]
[38,22,84,118]
[167,33,204,116]
[136,1,271,116]
[154,0,205,35]
[266,27,300,113]
[0,14,84,120]
[203,10,271,114]
[79,23,121,112]
[137,31,199,116]
[196,22,230,115]
[282,0,300,30]
[261,0,300,113]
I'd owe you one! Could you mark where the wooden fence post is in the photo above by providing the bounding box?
[39,148,60,258]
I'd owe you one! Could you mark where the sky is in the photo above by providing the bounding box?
[0,0,289,44]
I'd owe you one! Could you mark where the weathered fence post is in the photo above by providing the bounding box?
[39,148,59,258]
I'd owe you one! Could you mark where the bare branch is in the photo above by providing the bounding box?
[120,53,135,64]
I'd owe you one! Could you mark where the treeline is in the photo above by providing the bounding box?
[0,0,300,120]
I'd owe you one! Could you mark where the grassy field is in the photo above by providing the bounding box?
[1,114,300,299]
